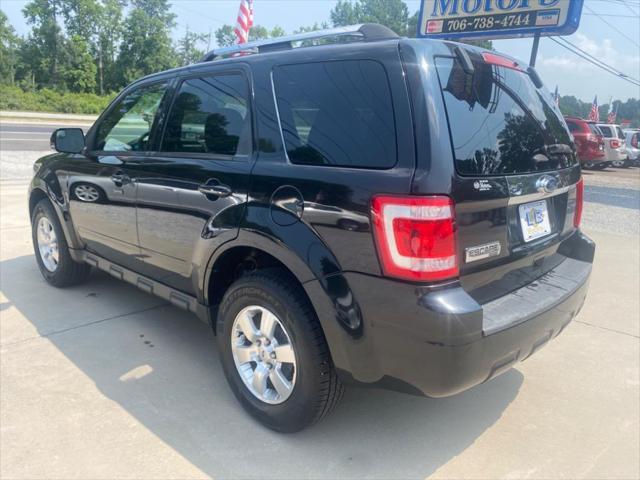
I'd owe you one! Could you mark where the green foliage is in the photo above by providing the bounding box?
[177,27,208,66]
[0,10,21,85]
[116,0,177,85]
[0,84,113,113]
[0,0,634,124]
[215,25,235,48]
[559,96,640,127]
[294,22,330,34]
[61,34,97,92]
[331,0,410,36]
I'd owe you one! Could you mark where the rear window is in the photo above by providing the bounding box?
[272,60,397,169]
[435,54,576,176]
[616,126,625,139]
[598,125,613,137]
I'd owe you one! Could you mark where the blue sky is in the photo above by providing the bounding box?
[3,0,639,101]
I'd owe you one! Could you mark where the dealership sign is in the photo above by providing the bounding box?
[418,0,584,39]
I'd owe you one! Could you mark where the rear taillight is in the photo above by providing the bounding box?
[610,139,620,149]
[632,135,639,148]
[574,178,584,228]
[371,195,458,282]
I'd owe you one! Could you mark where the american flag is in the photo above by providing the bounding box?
[234,0,254,44]
[607,101,618,124]
[588,95,599,122]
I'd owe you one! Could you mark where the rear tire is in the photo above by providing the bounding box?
[31,198,91,287]
[216,269,344,432]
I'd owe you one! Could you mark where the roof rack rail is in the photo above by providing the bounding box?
[199,23,398,62]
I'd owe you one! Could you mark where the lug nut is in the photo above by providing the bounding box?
[270,352,276,359]
[264,339,271,346]
[256,339,261,346]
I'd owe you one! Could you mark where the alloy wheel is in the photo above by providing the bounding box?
[36,216,59,272]
[231,305,297,404]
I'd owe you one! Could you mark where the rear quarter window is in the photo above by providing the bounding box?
[434,54,575,176]
[588,124,601,135]
[272,60,397,169]
[598,125,613,137]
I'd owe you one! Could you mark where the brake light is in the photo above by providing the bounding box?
[574,178,584,228]
[632,135,639,148]
[371,195,458,282]
[481,52,523,71]
[610,139,620,149]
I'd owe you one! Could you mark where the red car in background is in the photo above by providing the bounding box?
[564,117,606,169]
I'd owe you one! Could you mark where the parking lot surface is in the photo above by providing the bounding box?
[1,149,639,479]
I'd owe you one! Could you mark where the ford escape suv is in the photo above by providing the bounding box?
[29,24,594,432]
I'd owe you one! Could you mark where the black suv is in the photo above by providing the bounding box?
[30,24,594,432]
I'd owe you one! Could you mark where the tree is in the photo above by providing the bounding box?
[331,0,410,36]
[58,0,125,94]
[214,24,286,47]
[177,26,207,66]
[116,0,176,85]
[97,0,125,93]
[22,0,67,89]
[0,10,21,85]
[61,34,97,92]
[215,25,235,47]
[294,22,329,34]
[249,25,270,41]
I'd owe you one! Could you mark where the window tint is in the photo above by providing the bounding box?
[161,74,251,156]
[566,120,580,133]
[616,126,625,139]
[588,124,601,135]
[566,121,579,132]
[95,82,168,152]
[598,125,613,137]
[273,60,397,169]
[435,55,575,176]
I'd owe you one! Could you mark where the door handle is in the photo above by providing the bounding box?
[198,184,232,197]
[111,172,131,185]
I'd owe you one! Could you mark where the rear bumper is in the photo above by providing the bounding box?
[329,231,595,397]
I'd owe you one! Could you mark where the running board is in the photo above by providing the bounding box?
[81,252,211,325]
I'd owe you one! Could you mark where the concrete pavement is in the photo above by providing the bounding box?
[1,172,639,478]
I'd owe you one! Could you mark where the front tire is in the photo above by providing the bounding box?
[31,198,91,287]
[217,269,344,432]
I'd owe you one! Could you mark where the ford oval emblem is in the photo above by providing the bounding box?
[536,175,559,194]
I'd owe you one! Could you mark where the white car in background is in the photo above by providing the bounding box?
[623,130,640,166]
[596,123,629,167]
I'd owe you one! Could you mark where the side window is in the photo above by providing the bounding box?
[598,125,613,137]
[161,74,251,156]
[272,60,397,169]
[95,82,168,152]
[566,121,579,133]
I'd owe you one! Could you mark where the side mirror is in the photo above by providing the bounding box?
[51,128,85,154]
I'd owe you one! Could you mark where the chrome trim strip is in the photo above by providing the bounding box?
[507,185,573,206]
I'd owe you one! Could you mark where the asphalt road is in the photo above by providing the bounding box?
[0,123,90,151]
